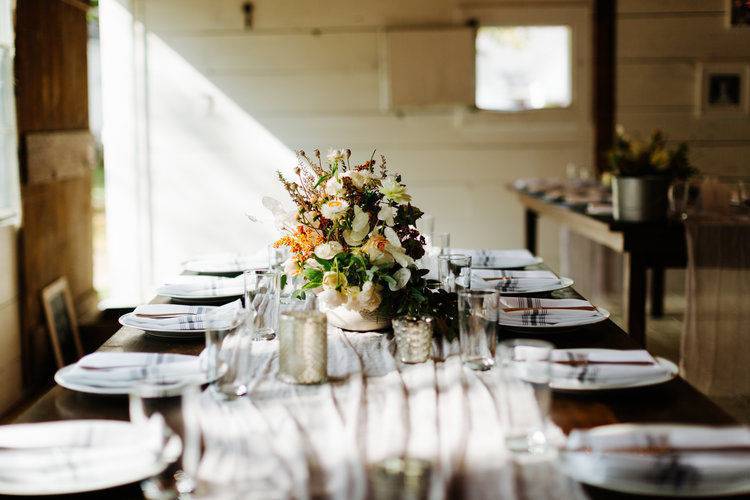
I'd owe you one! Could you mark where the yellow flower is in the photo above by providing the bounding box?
[650,149,669,169]
[322,271,348,291]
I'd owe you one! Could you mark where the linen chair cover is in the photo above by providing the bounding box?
[680,179,750,399]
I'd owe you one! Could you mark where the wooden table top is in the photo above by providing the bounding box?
[10,285,743,500]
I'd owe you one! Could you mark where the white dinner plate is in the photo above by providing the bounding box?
[54,363,215,396]
[550,349,678,391]
[0,420,181,496]
[560,424,750,497]
[181,253,266,274]
[160,289,244,304]
[118,312,209,339]
[452,248,544,269]
[499,307,610,330]
[493,277,575,295]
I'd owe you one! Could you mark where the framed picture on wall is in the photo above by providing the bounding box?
[42,277,84,369]
[695,63,750,116]
[726,0,750,28]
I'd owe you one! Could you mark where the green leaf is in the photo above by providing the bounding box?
[304,268,323,282]
[313,255,332,270]
[280,274,288,290]
[301,281,321,291]
[313,174,330,188]
[380,275,397,287]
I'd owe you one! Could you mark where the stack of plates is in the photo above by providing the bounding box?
[181,252,267,275]
[119,300,241,339]
[156,275,244,304]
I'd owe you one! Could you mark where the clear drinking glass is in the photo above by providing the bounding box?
[129,380,202,498]
[438,254,471,292]
[204,306,252,399]
[244,269,280,340]
[418,214,435,246]
[267,245,289,270]
[433,232,450,254]
[457,289,498,371]
[392,315,433,364]
[497,339,553,454]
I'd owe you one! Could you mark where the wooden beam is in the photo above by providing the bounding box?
[592,0,617,174]
[24,131,94,185]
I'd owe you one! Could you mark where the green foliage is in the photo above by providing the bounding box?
[606,129,698,179]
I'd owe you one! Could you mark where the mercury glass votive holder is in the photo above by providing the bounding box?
[278,310,328,384]
[370,457,432,500]
[392,316,433,364]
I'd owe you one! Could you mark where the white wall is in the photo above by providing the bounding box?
[103,0,594,300]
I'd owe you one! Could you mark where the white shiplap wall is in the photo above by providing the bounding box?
[110,0,594,295]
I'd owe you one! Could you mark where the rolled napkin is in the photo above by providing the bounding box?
[126,300,241,331]
[472,269,560,291]
[64,352,204,387]
[0,417,166,484]
[515,348,669,384]
[156,275,244,298]
[498,297,603,326]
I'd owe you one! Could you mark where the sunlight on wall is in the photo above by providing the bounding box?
[100,0,296,304]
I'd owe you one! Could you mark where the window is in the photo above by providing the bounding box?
[475,26,572,112]
[0,0,19,220]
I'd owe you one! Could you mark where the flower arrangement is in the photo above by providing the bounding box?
[607,127,697,179]
[270,148,434,319]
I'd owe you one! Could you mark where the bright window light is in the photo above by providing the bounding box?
[475,26,572,112]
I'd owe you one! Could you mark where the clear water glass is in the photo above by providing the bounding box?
[267,245,289,270]
[244,269,280,340]
[129,380,202,498]
[438,254,471,292]
[392,315,433,364]
[418,214,435,246]
[204,306,252,399]
[433,232,450,254]
[497,339,553,454]
[457,289,498,371]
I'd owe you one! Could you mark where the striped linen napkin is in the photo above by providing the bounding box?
[455,248,539,269]
[64,352,204,387]
[498,297,604,326]
[0,417,166,484]
[156,275,244,298]
[472,269,561,292]
[564,424,750,491]
[126,300,241,331]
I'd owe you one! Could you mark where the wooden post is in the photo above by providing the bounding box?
[592,0,617,174]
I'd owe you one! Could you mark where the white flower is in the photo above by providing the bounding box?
[356,281,382,312]
[314,241,344,260]
[283,258,300,277]
[344,205,370,246]
[305,258,323,270]
[379,177,411,204]
[389,267,411,291]
[377,204,397,226]
[324,176,343,196]
[298,210,320,228]
[343,285,360,309]
[322,271,347,290]
[383,227,414,267]
[361,234,395,266]
[320,198,349,221]
[341,170,376,189]
[327,148,345,164]
[318,288,345,308]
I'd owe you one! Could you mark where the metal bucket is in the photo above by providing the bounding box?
[612,176,671,222]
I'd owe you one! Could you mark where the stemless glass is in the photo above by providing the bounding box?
[438,254,471,292]
[267,245,289,270]
[457,289,498,371]
[244,269,280,340]
[204,306,252,399]
[433,232,451,255]
[497,339,553,454]
[129,380,202,498]
[418,214,435,246]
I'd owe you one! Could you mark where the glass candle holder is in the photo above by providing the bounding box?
[392,316,433,364]
[370,457,432,500]
[278,311,328,384]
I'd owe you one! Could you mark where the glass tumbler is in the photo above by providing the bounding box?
[244,269,280,340]
[438,254,471,292]
[457,289,498,371]
[392,315,433,364]
[129,380,202,498]
[497,339,553,454]
[433,232,451,255]
[204,306,253,399]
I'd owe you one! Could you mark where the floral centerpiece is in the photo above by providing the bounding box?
[270,148,435,330]
[606,127,697,221]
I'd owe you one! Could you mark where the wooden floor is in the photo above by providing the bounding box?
[603,293,750,424]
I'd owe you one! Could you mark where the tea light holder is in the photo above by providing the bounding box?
[392,316,433,364]
[370,457,432,500]
[278,310,328,384]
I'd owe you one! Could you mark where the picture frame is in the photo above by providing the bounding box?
[694,62,750,116]
[726,0,750,28]
[41,277,83,369]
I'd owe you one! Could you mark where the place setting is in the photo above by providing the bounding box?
[155,274,245,304]
[118,298,243,339]
[471,268,575,294]
[497,296,610,331]
[181,251,268,275]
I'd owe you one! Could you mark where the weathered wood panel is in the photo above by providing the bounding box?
[24,130,95,185]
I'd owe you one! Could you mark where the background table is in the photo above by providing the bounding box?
[510,187,686,347]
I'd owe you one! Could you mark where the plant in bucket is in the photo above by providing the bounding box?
[268,148,436,331]
[607,127,698,222]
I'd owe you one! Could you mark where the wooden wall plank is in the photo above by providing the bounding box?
[25,131,95,185]
[617,62,695,107]
[618,0,722,14]
[0,224,16,306]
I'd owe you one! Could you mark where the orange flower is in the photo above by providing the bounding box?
[274,225,324,265]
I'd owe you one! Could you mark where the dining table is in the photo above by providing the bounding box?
[9,265,744,500]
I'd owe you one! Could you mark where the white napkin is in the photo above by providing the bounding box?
[564,425,750,492]
[126,300,241,331]
[551,350,669,383]
[65,352,204,387]
[453,248,539,269]
[156,275,244,298]
[0,417,165,484]
[472,269,561,291]
[498,297,603,326]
